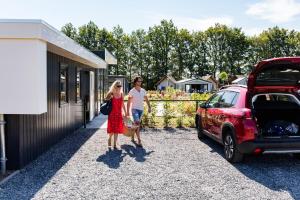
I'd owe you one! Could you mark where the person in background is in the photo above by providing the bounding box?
[106,80,126,149]
[127,76,151,147]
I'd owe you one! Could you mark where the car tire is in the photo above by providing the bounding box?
[223,131,244,163]
[196,115,205,140]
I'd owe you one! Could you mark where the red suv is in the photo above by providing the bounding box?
[195,57,300,162]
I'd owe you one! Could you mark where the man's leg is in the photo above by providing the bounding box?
[136,110,143,146]
[131,109,139,142]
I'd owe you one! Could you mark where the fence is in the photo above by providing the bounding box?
[125,99,206,127]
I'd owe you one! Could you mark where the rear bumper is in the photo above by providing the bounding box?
[238,139,300,154]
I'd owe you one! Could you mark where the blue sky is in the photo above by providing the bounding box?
[1,0,300,35]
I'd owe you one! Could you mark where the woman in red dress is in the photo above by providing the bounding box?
[106,80,126,149]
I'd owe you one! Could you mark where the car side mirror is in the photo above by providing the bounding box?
[200,102,208,109]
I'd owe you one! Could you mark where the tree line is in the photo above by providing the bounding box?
[61,20,300,89]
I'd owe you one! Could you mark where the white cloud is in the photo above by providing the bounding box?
[243,27,264,36]
[246,0,300,23]
[147,13,234,31]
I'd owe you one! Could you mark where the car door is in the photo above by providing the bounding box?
[203,92,224,135]
[210,91,239,140]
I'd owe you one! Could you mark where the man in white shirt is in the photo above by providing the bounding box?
[127,76,151,147]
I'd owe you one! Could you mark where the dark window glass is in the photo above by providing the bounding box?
[219,91,238,108]
[207,92,224,108]
[60,64,68,104]
[76,68,81,102]
[256,65,300,86]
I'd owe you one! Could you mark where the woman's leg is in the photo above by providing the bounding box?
[108,133,113,147]
[113,133,119,148]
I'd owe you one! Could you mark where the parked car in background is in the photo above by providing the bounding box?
[195,57,300,162]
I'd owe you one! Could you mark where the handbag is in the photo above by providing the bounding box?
[100,99,112,115]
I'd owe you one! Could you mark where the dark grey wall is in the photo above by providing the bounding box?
[5,52,96,169]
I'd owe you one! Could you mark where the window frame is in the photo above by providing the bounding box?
[59,63,69,107]
[76,67,82,103]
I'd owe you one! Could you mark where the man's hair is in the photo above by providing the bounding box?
[133,76,142,85]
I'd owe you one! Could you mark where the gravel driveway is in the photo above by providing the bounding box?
[1,127,300,199]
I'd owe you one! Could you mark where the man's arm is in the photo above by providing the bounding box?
[144,95,151,113]
[127,96,132,116]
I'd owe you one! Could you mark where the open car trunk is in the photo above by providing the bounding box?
[252,93,300,137]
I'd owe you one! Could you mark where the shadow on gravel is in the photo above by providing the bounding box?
[199,136,300,199]
[121,145,154,162]
[96,145,154,168]
[0,128,98,200]
[97,149,126,169]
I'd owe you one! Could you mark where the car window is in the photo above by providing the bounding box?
[207,92,224,108]
[231,93,239,106]
[219,91,238,108]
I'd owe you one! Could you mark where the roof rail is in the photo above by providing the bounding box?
[219,84,247,90]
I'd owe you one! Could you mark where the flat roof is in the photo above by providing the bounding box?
[0,19,107,68]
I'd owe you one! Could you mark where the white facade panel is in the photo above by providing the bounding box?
[0,19,106,69]
[0,39,47,114]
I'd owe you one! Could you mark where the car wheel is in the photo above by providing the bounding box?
[223,131,244,163]
[196,115,205,140]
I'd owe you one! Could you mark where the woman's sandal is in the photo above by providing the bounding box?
[136,140,143,147]
[108,138,112,148]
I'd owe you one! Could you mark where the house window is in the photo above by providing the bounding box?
[60,63,68,105]
[76,68,81,102]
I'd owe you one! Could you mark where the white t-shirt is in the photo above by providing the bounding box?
[128,88,147,110]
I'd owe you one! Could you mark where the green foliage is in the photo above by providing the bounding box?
[218,71,229,84]
[62,21,300,90]
[163,102,172,127]
[190,93,211,101]
[149,102,157,127]
[61,23,77,40]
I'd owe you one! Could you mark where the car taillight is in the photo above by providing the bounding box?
[242,108,258,139]
[242,108,252,119]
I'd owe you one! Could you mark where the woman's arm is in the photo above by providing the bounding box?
[123,102,127,116]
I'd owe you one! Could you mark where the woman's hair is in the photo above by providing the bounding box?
[105,80,122,100]
[133,76,142,86]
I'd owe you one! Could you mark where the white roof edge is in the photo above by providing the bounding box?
[177,78,213,84]
[0,19,107,69]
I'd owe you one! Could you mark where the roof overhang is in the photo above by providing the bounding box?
[0,19,107,68]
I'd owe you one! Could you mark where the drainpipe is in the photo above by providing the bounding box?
[0,114,6,175]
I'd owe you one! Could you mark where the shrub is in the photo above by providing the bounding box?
[163,101,172,127]
[149,102,157,127]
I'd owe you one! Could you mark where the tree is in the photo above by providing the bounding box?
[204,24,229,78]
[77,21,99,50]
[172,29,195,79]
[61,23,77,40]
[192,31,210,77]
[97,28,115,52]
[61,20,300,90]
[224,27,249,75]
[111,25,128,75]
[148,20,177,80]
[218,71,228,85]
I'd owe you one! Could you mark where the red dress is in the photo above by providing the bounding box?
[107,96,124,134]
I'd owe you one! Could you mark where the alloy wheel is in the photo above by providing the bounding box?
[224,135,234,159]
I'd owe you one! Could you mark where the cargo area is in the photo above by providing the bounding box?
[252,93,300,137]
